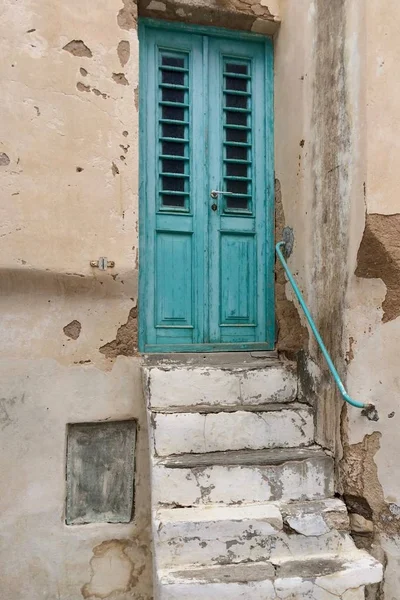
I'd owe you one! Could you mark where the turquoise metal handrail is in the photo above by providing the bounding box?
[276,240,375,411]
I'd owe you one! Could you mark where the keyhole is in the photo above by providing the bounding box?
[211,203,218,211]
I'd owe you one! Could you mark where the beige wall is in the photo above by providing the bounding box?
[277,2,400,598]
[0,0,153,597]
[343,1,400,597]
[2,0,400,597]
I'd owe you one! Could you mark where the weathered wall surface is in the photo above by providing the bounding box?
[342,2,400,598]
[2,0,400,596]
[0,0,153,597]
[276,1,400,596]
[275,0,363,456]
[0,0,282,596]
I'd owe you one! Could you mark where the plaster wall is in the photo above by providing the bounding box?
[342,2,400,598]
[0,0,282,597]
[0,0,153,597]
[2,0,399,596]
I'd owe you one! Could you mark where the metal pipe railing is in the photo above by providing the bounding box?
[276,239,375,413]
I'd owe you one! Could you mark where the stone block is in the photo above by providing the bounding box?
[153,406,314,456]
[152,449,334,506]
[145,364,297,410]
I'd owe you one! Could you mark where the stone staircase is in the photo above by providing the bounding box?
[143,353,382,600]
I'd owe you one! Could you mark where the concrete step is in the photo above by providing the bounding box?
[144,359,297,411]
[157,551,383,599]
[152,447,333,507]
[154,499,352,569]
[152,404,314,457]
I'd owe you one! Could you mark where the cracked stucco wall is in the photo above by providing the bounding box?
[2,0,400,596]
[275,0,361,455]
[276,2,400,596]
[342,2,400,598]
[0,0,153,597]
[0,0,281,597]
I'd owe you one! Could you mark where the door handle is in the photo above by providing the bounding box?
[210,190,236,199]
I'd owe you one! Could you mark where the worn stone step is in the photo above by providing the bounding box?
[154,499,352,569]
[152,404,314,457]
[158,551,383,599]
[152,447,334,506]
[144,359,297,411]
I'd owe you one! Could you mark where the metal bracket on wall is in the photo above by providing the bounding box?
[90,257,115,270]
[282,226,294,258]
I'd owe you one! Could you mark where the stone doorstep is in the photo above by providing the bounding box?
[152,405,314,457]
[157,552,383,600]
[154,500,352,569]
[144,363,298,410]
[152,448,334,506]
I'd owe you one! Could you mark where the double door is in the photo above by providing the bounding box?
[139,21,274,352]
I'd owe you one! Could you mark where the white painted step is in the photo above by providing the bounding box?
[144,360,297,410]
[153,447,333,506]
[154,499,352,569]
[152,404,314,457]
[157,551,383,600]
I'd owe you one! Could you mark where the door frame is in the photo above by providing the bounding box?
[138,18,275,353]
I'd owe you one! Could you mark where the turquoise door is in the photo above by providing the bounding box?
[139,20,274,352]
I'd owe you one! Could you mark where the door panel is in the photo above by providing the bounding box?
[141,28,206,349]
[220,233,256,325]
[208,37,267,345]
[139,21,274,353]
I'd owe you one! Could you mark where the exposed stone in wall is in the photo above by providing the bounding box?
[340,429,400,537]
[118,40,131,67]
[118,0,138,30]
[99,307,138,358]
[355,213,400,323]
[63,320,82,340]
[0,153,10,166]
[138,0,279,34]
[113,72,130,85]
[275,178,308,355]
[62,40,93,58]
[339,430,393,599]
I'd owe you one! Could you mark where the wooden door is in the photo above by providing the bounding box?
[139,20,274,352]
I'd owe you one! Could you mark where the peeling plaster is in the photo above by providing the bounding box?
[63,319,82,340]
[356,214,400,323]
[275,178,309,355]
[117,40,131,67]
[99,306,138,358]
[82,537,151,599]
[118,0,138,30]
[63,40,93,58]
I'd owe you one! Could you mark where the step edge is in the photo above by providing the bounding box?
[155,446,332,468]
[158,550,383,584]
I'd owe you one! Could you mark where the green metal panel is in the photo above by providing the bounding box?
[139,20,274,352]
